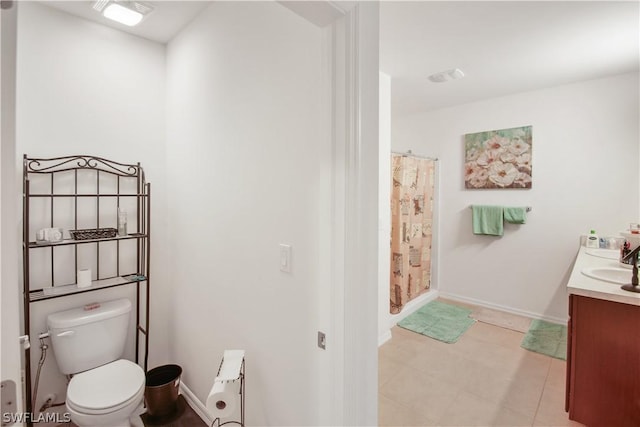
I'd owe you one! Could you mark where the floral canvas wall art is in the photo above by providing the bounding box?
[464,125,532,189]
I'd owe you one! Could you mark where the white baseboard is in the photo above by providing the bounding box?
[378,329,392,347]
[179,382,213,426]
[438,291,568,325]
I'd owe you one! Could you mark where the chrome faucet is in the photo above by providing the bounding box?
[621,245,640,293]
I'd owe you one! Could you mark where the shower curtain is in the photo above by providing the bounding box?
[390,154,436,314]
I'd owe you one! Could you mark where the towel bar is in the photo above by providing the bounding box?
[470,206,532,212]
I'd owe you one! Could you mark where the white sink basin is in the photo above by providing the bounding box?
[581,267,631,284]
[584,248,619,260]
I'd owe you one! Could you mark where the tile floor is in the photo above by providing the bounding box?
[379,303,586,427]
[140,395,208,427]
[55,395,207,427]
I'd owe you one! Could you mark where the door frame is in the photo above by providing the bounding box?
[328,3,380,425]
[1,1,25,424]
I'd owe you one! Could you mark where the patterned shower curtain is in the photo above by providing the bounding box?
[390,154,436,314]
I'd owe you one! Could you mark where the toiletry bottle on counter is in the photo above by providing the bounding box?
[586,230,599,248]
[620,240,631,265]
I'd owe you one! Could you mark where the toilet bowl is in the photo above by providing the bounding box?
[65,359,145,427]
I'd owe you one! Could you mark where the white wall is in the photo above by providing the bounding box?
[165,2,331,425]
[15,1,168,414]
[392,72,640,322]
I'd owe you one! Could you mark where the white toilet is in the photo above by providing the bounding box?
[47,299,145,427]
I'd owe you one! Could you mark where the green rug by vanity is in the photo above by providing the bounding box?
[520,319,567,360]
[398,300,476,343]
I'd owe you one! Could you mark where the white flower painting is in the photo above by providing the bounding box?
[464,126,532,189]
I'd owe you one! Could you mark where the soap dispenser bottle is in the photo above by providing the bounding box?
[586,230,599,248]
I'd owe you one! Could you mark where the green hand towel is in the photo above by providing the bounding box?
[472,205,504,236]
[504,207,527,224]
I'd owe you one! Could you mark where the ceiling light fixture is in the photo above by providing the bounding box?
[93,1,153,27]
[428,68,465,83]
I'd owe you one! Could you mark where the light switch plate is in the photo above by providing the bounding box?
[280,244,291,273]
[317,331,326,350]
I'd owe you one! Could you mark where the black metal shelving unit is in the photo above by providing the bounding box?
[22,155,150,425]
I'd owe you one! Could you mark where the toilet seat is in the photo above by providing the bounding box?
[67,359,145,415]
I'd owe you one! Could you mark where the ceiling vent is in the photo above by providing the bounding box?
[428,68,465,83]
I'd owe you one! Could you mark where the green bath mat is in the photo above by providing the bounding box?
[398,300,476,343]
[521,319,567,360]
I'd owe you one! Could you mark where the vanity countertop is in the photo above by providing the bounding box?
[567,246,640,306]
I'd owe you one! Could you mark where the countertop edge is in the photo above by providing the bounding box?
[567,246,640,306]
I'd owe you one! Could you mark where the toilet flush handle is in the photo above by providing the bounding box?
[56,331,75,338]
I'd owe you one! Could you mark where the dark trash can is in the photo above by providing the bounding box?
[144,364,182,418]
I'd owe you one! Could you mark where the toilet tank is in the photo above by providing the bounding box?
[47,299,132,375]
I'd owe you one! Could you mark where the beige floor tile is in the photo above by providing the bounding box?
[464,365,514,401]
[408,344,486,389]
[396,332,442,356]
[379,352,411,389]
[436,390,500,426]
[379,394,438,427]
[397,333,451,360]
[499,375,546,418]
[437,390,533,426]
[463,365,544,419]
[470,306,532,333]
[455,333,551,381]
[465,320,526,349]
[393,325,456,354]
[448,333,497,361]
[380,302,577,427]
[533,417,586,427]
[380,367,460,423]
[379,335,417,366]
[511,350,553,380]
[492,405,536,427]
[392,324,432,342]
[453,337,515,377]
[544,358,567,392]
[533,381,586,427]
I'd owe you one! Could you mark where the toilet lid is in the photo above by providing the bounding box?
[67,359,145,411]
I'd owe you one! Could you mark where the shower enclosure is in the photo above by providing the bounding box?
[390,154,436,314]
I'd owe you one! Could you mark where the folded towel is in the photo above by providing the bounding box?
[472,205,504,236]
[504,207,527,224]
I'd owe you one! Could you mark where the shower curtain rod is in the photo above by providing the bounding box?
[391,150,439,161]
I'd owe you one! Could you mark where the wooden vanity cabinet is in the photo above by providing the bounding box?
[566,294,640,427]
